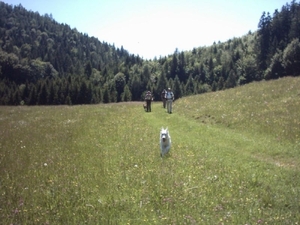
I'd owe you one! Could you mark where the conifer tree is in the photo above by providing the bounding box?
[102,86,110,103]
[156,71,168,98]
[84,61,93,79]
[121,85,132,102]
[172,75,183,100]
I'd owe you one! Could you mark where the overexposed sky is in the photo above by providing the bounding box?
[5,0,290,59]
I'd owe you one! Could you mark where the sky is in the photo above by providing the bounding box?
[4,0,290,59]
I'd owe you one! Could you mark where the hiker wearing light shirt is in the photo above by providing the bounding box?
[165,88,174,114]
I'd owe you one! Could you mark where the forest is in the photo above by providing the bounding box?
[0,0,300,105]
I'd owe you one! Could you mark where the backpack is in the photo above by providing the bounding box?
[166,91,173,99]
[145,93,152,100]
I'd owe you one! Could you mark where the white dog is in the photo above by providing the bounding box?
[160,127,171,157]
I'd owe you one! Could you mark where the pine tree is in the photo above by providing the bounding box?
[256,12,272,72]
[185,75,195,95]
[84,61,93,79]
[172,75,183,100]
[156,71,168,99]
[102,86,110,103]
[38,82,48,105]
[121,85,132,102]
[129,74,141,101]
[170,53,178,79]
[282,38,300,76]
[114,72,126,102]
[217,76,225,90]
[109,82,117,103]
[28,85,37,105]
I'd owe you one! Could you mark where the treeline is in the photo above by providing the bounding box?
[0,1,300,105]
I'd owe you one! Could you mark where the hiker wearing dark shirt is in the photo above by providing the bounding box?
[144,91,153,112]
[161,89,166,108]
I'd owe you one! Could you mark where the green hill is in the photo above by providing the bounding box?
[0,77,299,224]
[1,1,300,105]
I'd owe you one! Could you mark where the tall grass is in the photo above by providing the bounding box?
[0,77,299,224]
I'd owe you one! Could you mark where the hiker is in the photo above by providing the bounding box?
[144,91,153,112]
[161,89,167,108]
[165,87,174,114]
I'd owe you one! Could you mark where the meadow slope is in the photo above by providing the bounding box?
[0,77,299,224]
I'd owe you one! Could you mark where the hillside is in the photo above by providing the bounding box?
[0,1,300,105]
[0,76,299,224]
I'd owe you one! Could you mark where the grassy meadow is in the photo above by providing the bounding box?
[0,76,300,224]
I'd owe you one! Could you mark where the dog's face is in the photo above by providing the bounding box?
[160,128,169,142]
